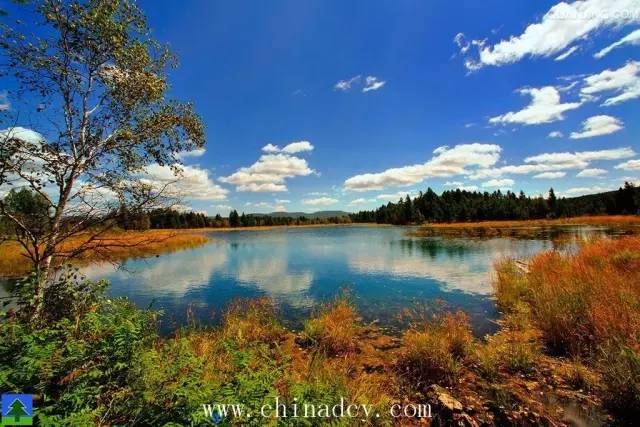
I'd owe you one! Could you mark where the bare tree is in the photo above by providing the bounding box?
[0,0,205,316]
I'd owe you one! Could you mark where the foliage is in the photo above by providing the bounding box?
[0,274,158,425]
[397,312,473,387]
[302,296,359,355]
[0,0,205,316]
[351,183,640,225]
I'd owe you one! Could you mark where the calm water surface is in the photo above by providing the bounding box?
[80,225,578,335]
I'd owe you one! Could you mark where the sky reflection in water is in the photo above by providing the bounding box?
[82,226,573,335]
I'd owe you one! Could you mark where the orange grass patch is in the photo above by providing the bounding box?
[495,236,640,355]
[0,229,210,277]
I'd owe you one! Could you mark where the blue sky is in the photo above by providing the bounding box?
[4,0,640,215]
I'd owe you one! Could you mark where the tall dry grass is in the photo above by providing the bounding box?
[302,296,359,355]
[414,215,640,238]
[0,229,210,277]
[495,236,640,420]
[495,236,640,354]
[397,311,474,387]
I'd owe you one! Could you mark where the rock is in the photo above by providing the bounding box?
[428,385,464,413]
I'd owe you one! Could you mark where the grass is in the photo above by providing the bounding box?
[411,215,640,238]
[495,236,640,354]
[495,235,640,421]
[397,312,473,387]
[0,229,210,277]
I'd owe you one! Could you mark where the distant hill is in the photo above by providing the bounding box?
[251,210,351,219]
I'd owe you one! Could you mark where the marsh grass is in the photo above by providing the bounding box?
[301,295,360,355]
[0,229,210,277]
[398,312,473,387]
[495,235,640,421]
[411,215,640,239]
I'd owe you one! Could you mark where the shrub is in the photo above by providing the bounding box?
[302,297,359,355]
[398,312,473,387]
[600,346,640,423]
[494,237,640,356]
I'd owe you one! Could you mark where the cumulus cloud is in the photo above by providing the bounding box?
[581,61,640,106]
[524,147,635,169]
[594,28,640,58]
[569,115,624,139]
[468,147,635,180]
[344,143,501,191]
[362,76,386,92]
[302,197,338,206]
[615,159,640,170]
[533,171,566,179]
[348,198,369,206]
[334,75,361,91]
[262,141,314,154]
[489,86,582,125]
[548,131,564,138]
[176,148,206,159]
[563,185,614,196]
[482,178,514,188]
[142,164,228,201]
[219,153,315,193]
[460,0,640,70]
[577,168,608,177]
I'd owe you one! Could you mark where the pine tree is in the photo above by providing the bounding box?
[7,398,29,422]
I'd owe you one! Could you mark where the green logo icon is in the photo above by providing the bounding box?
[1,394,33,426]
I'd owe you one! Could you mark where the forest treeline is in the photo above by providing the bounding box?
[117,208,353,230]
[350,182,640,225]
[115,183,640,230]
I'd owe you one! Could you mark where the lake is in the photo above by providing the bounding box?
[79,225,591,335]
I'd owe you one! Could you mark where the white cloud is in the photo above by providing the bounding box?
[443,181,478,191]
[468,147,634,180]
[594,28,640,58]
[262,141,314,154]
[581,61,640,106]
[247,201,273,209]
[461,0,640,70]
[348,198,369,206]
[362,76,386,92]
[489,86,582,125]
[276,199,291,204]
[261,143,280,153]
[0,91,9,111]
[344,143,501,191]
[176,148,206,159]
[577,168,608,177]
[142,164,228,201]
[302,197,338,206]
[211,204,233,213]
[521,147,635,172]
[454,33,471,54]
[482,178,514,188]
[334,75,361,91]
[376,191,416,201]
[548,131,564,138]
[534,171,566,179]
[563,185,613,196]
[569,115,624,139]
[615,159,640,170]
[555,45,579,61]
[219,153,315,192]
